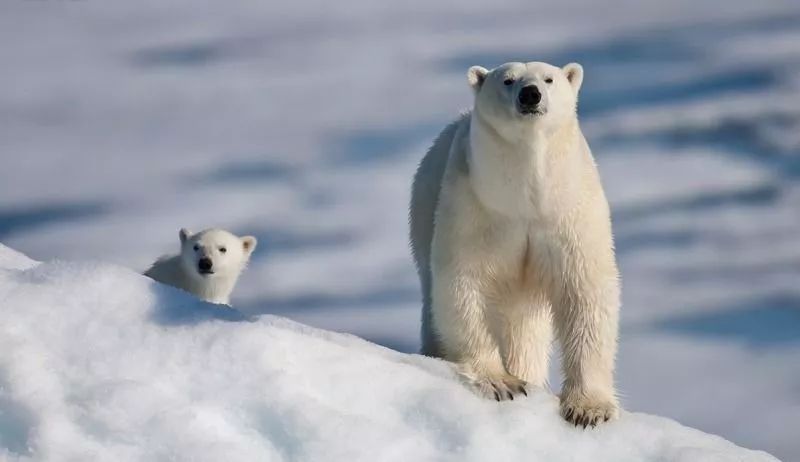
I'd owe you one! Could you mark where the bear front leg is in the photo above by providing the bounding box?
[431,268,527,401]
[552,249,620,427]
[500,296,552,389]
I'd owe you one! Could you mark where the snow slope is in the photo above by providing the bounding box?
[0,245,779,462]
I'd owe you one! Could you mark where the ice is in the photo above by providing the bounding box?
[0,246,780,461]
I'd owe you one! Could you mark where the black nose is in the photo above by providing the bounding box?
[518,85,541,107]
[198,258,213,271]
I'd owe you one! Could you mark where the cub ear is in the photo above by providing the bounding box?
[241,236,257,255]
[563,62,584,94]
[467,66,489,92]
[179,228,193,244]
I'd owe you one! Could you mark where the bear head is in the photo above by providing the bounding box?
[178,228,257,280]
[467,61,583,135]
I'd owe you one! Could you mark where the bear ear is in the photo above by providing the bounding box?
[241,236,257,255]
[179,228,193,244]
[563,62,584,94]
[467,66,489,92]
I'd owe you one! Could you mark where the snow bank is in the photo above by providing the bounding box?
[0,244,778,462]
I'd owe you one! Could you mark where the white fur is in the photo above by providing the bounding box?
[410,61,620,426]
[145,228,257,305]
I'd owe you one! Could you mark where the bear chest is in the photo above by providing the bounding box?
[484,219,563,290]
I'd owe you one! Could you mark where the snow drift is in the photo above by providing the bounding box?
[0,244,779,461]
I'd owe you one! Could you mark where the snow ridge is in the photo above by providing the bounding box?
[0,244,779,461]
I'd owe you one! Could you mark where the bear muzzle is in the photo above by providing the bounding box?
[518,85,544,115]
[197,257,214,275]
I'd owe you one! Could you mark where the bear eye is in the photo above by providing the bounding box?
[193,245,199,251]
[219,247,227,253]
[503,78,515,86]
[544,77,553,84]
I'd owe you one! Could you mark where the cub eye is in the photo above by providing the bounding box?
[544,77,553,84]
[503,78,514,86]
[219,247,227,253]
[193,245,199,251]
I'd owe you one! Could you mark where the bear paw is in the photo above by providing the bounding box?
[465,372,528,402]
[560,392,619,428]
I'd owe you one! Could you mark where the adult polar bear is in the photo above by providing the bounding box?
[410,61,620,427]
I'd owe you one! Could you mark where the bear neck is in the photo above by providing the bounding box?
[468,110,581,220]
[195,276,237,305]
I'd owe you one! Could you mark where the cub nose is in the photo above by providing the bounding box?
[198,257,213,272]
[518,85,541,107]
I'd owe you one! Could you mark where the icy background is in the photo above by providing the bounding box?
[0,0,798,459]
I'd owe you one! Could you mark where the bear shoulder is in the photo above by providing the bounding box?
[144,254,186,286]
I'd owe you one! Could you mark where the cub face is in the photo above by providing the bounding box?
[179,228,257,280]
[467,61,583,134]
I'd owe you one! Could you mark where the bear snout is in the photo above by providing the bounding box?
[198,257,214,274]
[518,85,542,113]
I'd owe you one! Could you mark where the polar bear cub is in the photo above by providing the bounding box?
[410,61,620,427]
[145,228,257,305]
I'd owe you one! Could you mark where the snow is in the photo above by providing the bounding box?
[0,246,780,461]
[1,0,799,459]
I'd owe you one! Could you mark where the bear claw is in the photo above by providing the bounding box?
[465,373,529,402]
[561,393,618,429]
